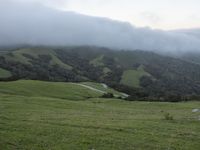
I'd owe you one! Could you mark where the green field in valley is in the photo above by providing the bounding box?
[0,80,200,150]
[120,66,150,88]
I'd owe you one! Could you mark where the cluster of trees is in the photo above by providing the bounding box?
[0,55,82,82]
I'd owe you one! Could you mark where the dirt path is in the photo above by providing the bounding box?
[72,83,129,98]
[75,83,106,94]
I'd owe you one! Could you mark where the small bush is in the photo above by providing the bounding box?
[101,93,114,98]
[164,113,174,120]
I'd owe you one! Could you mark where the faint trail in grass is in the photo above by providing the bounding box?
[74,83,129,98]
[74,83,106,94]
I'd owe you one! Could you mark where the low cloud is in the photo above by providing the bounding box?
[0,0,200,55]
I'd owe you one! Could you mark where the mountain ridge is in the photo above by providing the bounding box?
[1,46,200,101]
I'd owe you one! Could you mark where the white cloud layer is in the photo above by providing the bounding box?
[3,0,200,29]
[0,0,200,55]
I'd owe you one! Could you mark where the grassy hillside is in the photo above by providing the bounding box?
[0,80,126,100]
[0,80,200,149]
[5,48,72,69]
[0,68,12,78]
[120,66,150,88]
[0,80,102,100]
[2,46,200,100]
[90,55,105,67]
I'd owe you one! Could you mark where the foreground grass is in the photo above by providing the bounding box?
[0,93,200,149]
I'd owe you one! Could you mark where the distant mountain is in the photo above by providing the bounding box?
[1,46,200,101]
[180,52,200,65]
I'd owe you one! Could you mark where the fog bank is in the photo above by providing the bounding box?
[1,1,200,55]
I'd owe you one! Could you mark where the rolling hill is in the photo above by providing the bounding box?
[1,46,200,101]
[0,80,126,99]
[0,80,200,150]
[0,80,101,100]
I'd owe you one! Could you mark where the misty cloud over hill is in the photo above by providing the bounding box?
[1,0,200,55]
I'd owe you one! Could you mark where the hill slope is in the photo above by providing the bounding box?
[0,80,101,100]
[0,80,127,100]
[0,80,200,150]
[1,46,200,101]
[120,66,151,88]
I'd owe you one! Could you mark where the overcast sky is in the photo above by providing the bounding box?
[1,0,200,54]
[11,0,200,30]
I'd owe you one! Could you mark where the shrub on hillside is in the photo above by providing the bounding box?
[101,93,114,98]
[164,113,174,120]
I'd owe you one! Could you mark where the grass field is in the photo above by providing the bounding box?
[120,66,150,88]
[0,80,200,150]
[0,80,102,100]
